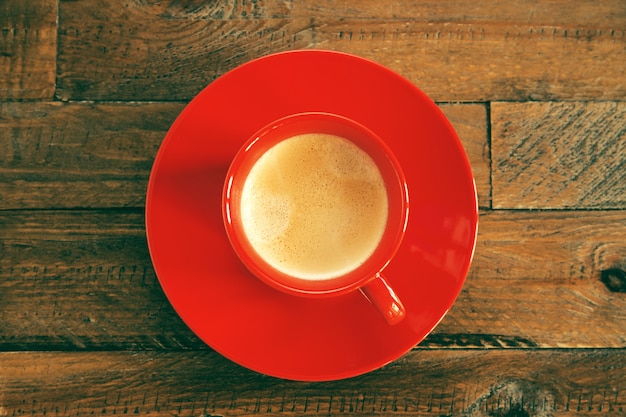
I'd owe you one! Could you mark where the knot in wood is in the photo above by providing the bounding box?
[600,268,626,293]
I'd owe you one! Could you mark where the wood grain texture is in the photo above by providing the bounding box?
[491,102,626,209]
[55,0,626,101]
[56,0,311,101]
[0,0,57,100]
[304,0,626,102]
[0,102,488,209]
[313,20,625,102]
[294,0,626,27]
[442,210,626,348]
[0,102,183,209]
[2,0,626,410]
[0,210,202,351]
[0,349,624,416]
[1,210,623,350]
[439,103,490,208]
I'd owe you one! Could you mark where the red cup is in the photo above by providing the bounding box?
[222,112,409,325]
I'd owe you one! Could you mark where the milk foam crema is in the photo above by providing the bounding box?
[240,133,388,281]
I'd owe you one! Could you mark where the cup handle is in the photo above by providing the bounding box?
[359,273,405,325]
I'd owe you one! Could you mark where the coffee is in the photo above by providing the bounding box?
[240,133,389,281]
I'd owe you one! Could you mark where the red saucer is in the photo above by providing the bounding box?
[146,50,478,381]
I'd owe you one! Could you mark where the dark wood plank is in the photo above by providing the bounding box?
[440,209,626,348]
[56,0,311,101]
[0,102,183,209]
[313,20,625,102]
[491,102,626,209]
[0,210,203,351]
[302,0,626,101]
[0,210,624,350]
[56,1,626,101]
[0,102,488,209]
[5,101,621,212]
[0,0,57,100]
[0,349,624,416]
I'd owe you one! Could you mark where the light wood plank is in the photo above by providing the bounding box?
[56,0,311,101]
[0,0,57,100]
[294,0,626,28]
[0,350,623,416]
[0,210,624,350]
[110,0,294,20]
[0,102,488,209]
[491,102,626,209]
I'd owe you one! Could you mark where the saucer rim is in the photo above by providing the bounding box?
[145,49,479,381]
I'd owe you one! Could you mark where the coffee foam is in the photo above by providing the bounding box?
[240,133,388,281]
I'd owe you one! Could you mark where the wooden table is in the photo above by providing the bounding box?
[1,1,625,415]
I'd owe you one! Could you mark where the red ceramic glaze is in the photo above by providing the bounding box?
[222,112,408,325]
[360,272,405,325]
[146,50,478,381]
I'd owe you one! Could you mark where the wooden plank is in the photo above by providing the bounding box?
[0,0,57,100]
[294,0,626,27]
[108,0,294,20]
[312,20,625,102]
[0,210,624,350]
[56,0,310,101]
[0,210,203,351]
[0,349,624,416]
[0,102,488,209]
[302,0,626,101]
[55,1,625,101]
[491,102,626,209]
[440,209,626,348]
[439,103,490,208]
[0,102,183,209]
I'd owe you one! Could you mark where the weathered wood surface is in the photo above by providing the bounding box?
[492,102,626,209]
[0,0,57,100]
[56,0,311,101]
[1,210,624,350]
[0,350,624,416]
[0,102,490,209]
[0,101,181,209]
[56,0,626,101]
[4,100,623,210]
[1,0,625,415]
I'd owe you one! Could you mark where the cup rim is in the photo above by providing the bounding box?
[222,112,409,296]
